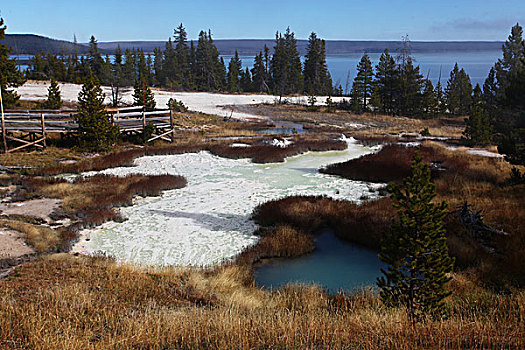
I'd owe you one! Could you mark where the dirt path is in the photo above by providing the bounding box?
[0,227,35,260]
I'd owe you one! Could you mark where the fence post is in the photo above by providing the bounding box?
[142,106,146,141]
[41,113,47,148]
[169,109,175,143]
[0,85,6,153]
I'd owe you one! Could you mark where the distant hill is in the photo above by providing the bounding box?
[3,34,503,56]
[1,34,93,55]
[98,39,504,56]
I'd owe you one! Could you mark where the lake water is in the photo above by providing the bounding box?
[253,231,385,293]
[14,50,500,90]
[226,50,501,91]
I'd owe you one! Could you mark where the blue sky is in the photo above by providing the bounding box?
[1,0,523,42]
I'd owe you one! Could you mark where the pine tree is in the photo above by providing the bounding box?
[498,57,525,165]
[396,57,424,117]
[240,67,252,92]
[0,16,26,108]
[133,74,156,108]
[44,78,62,109]
[434,79,447,116]
[75,71,118,151]
[270,28,303,97]
[122,48,137,86]
[378,151,454,321]
[494,23,524,95]
[227,51,242,92]
[284,28,303,94]
[110,46,124,107]
[421,79,437,117]
[152,47,163,86]
[87,35,106,83]
[463,84,492,146]
[482,67,498,116]
[174,24,191,89]
[194,30,226,91]
[445,63,473,115]
[374,49,398,114]
[162,39,176,87]
[251,51,269,92]
[352,53,374,111]
[303,32,332,95]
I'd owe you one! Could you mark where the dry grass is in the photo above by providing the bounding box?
[0,254,523,349]
[253,196,393,250]
[317,142,524,287]
[0,146,82,168]
[236,225,315,265]
[209,137,346,163]
[235,103,466,138]
[0,220,61,253]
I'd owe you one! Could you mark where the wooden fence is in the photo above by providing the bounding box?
[0,106,175,153]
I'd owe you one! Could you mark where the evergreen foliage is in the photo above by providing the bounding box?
[167,98,188,112]
[373,49,398,114]
[43,78,62,109]
[270,28,303,97]
[303,32,332,95]
[463,84,492,146]
[421,79,437,117]
[445,63,473,115]
[240,67,252,92]
[484,23,525,165]
[378,151,454,321]
[109,45,124,107]
[434,80,447,116]
[251,51,270,92]
[75,72,119,151]
[0,17,26,108]
[396,57,424,117]
[133,74,156,108]
[173,24,191,89]
[87,36,110,84]
[194,30,226,91]
[352,53,374,111]
[227,51,242,92]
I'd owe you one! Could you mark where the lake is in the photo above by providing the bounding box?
[253,231,385,294]
[14,50,500,89]
[225,50,502,90]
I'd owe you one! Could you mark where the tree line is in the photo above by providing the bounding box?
[1,16,523,164]
[346,36,476,118]
[24,25,334,99]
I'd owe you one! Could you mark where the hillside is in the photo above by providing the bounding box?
[3,34,503,56]
[98,39,503,55]
[1,34,92,55]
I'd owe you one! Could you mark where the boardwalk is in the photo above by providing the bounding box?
[0,107,175,153]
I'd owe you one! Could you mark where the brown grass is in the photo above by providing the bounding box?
[16,174,187,251]
[0,254,523,349]
[253,196,394,250]
[236,225,315,265]
[318,142,525,287]
[209,138,346,163]
[0,220,61,253]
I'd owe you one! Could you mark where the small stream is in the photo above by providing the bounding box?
[253,231,385,293]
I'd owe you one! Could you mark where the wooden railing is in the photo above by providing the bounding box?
[0,107,175,153]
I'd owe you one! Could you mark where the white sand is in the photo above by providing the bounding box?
[15,81,341,121]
